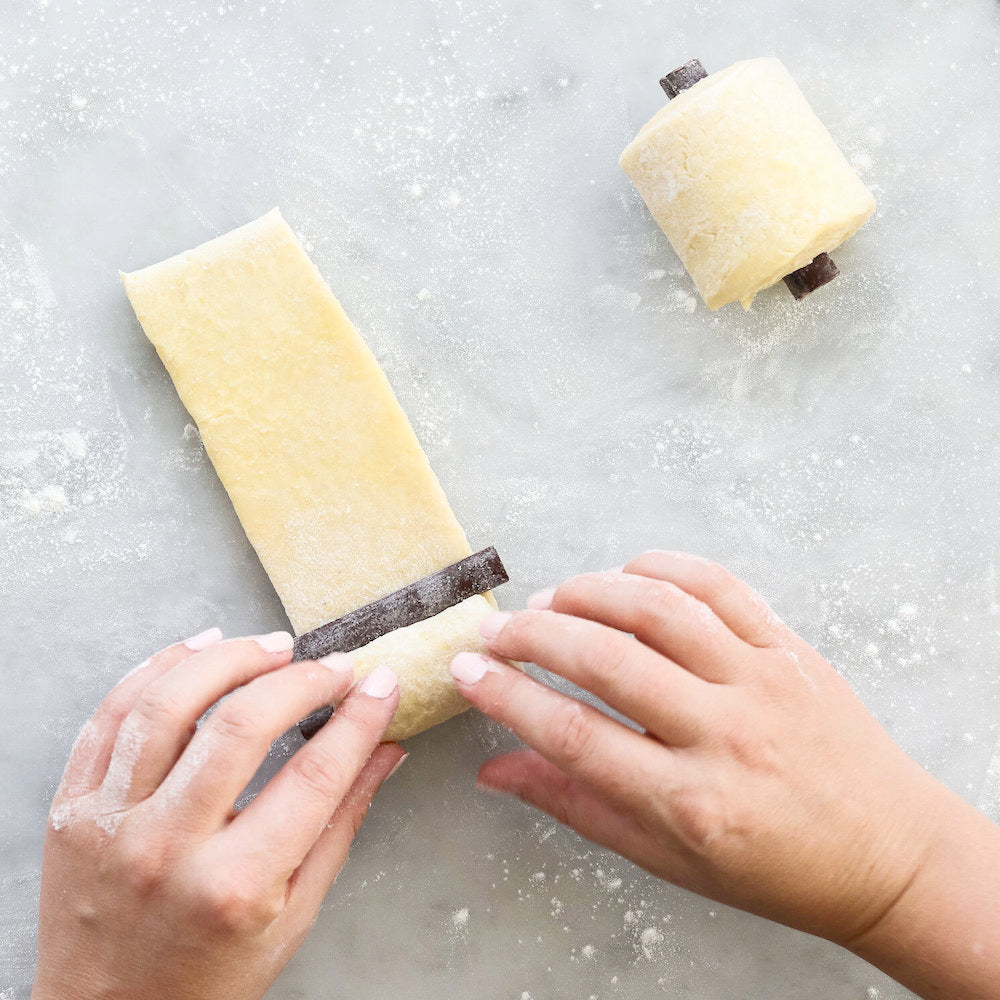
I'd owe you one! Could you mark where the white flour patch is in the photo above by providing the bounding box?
[638,926,663,961]
[96,719,149,832]
[59,718,102,798]
[19,484,68,514]
[49,798,81,832]
[160,728,214,809]
[61,430,87,460]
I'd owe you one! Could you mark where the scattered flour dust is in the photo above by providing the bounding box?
[450,906,470,929]
[639,926,664,961]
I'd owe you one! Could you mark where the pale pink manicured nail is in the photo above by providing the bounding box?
[359,664,398,699]
[450,652,491,685]
[253,631,295,653]
[478,611,512,642]
[184,627,223,651]
[386,753,409,781]
[318,652,355,681]
[526,587,555,611]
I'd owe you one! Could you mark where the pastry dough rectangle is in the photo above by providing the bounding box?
[122,209,472,636]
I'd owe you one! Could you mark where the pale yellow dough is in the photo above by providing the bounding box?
[122,209,493,739]
[620,58,876,310]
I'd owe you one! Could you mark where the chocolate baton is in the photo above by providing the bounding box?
[659,59,707,99]
[296,546,509,739]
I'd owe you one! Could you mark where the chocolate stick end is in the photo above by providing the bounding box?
[299,706,334,740]
[783,253,840,300]
[660,59,707,99]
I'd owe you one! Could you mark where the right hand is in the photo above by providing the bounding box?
[451,551,1000,1000]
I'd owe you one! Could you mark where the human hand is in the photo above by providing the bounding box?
[449,551,954,947]
[33,629,404,1000]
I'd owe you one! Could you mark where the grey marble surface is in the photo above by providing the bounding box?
[2,1,1000,997]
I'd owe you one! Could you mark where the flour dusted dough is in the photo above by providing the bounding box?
[620,58,876,310]
[350,595,491,741]
[122,209,493,739]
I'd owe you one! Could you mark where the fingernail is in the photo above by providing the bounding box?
[526,587,555,611]
[359,664,398,699]
[184,627,223,651]
[386,753,409,781]
[253,631,295,653]
[318,652,355,681]
[478,611,512,642]
[450,652,491,686]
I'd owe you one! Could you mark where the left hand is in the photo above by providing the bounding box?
[33,629,404,1000]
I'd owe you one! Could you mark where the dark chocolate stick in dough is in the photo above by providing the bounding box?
[782,252,840,299]
[296,546,509,739]
[659,59,708,99]
[659,58,839,299]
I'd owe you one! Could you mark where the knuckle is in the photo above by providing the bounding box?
[698,559,736,594]
[630,580,673,632]
[47,797,91,838]
[585,632,632,684]
[721,722,779,773]
[550,701,598,770]
[665,782,730,851]
[96,691,134,729]
[291,748,349,802]
[538,792,575,830]
[199,877,280,935]
[208,700,263,744]
[119,838,168,897]
[489,609,550,661]
[517,771,575,828]
[504,608,544,646]
[134,684,187,730]
[331,694,386,736]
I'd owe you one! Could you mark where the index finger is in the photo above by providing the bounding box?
[224,665,400,879]
[449,652,672,809]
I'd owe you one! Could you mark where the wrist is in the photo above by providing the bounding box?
[845,785,1000,999]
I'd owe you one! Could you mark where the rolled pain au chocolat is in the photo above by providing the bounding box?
[620,58,875,310]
